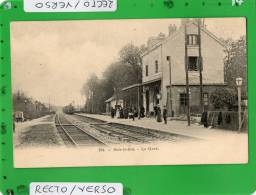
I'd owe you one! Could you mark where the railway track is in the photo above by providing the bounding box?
[109,123,180,141]
[55,114,106,147]
[73,114,185,143]
[91,124,145,143]
[67,114,147,144]
[73,115,154,143]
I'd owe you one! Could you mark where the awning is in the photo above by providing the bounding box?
[121,83,142,91]
[105,96,114,103]
[142,78,161,86]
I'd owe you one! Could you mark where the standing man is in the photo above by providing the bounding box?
[140,105,145,118]
[154,105,157,117]
[130,107,135,121]
[111,107,115,118]
[123,107,128,119]
[163,105,167,124]
[201,110,208,128]
[156,105,162,122]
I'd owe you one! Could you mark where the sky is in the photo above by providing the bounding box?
[10,18,246,106]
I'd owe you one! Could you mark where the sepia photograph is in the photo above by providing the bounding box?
[11,18,248,168]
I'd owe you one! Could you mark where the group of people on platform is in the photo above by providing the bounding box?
[109,105,239,129]
[110,105,145,121]
[110,104,168,124]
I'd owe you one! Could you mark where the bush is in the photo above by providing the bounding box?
[210,88,236,109]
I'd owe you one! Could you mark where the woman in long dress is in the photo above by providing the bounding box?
[116,107,120,118]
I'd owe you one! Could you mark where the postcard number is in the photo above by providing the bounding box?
[232,0,244,6]
[24,0,117,12]
[30,182,123,195]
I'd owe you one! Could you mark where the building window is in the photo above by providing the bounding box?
[188,56,199,71]
[180,93,188,106]
[155,60,158,73]
[203,93,209,106]
[187,34,199,45]
[145,65,149,76]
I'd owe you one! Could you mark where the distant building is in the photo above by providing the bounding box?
[105,96,123,114]
[142,19,227,116]
[105,84,142,114]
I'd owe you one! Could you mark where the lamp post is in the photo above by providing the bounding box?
[236,77,243,132]
[24,100,27,111]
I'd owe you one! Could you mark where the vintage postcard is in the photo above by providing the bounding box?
[11,18,248,168]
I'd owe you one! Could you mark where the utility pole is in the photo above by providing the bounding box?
[137,63,141,119]
[167,56,172,117]
[236,77,243,132]
[198,19,204,113]
[184,22,191,126]
[137,69,140,119]
[137,84,140,119]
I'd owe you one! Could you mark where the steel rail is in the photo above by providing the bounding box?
[56,114,107,146]
[91,124,147,143]
[55,114,77,146]
[109,123,159,138]
[69,121,107,146]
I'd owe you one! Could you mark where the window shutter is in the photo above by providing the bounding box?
[197,35,200,45]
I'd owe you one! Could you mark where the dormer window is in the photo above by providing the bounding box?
[187,34,199,45]
[155,60,159,73]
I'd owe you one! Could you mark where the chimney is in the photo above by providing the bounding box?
[181,18,190,26]
[190,18,206,28]
[168,24,177,36]
[147,33,166,48]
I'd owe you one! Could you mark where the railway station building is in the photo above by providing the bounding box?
[105,84,142,114]
[141,19,227,117]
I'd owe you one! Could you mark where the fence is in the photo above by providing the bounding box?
[207,110,247,131]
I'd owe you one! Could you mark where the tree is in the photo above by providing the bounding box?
[13,90,49,119]
[119,43,146,83]
[103,62,135,90]
[224,36,247,99]
[81,43,146,113]
[81,73,99,99]
[82,74,102,113]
